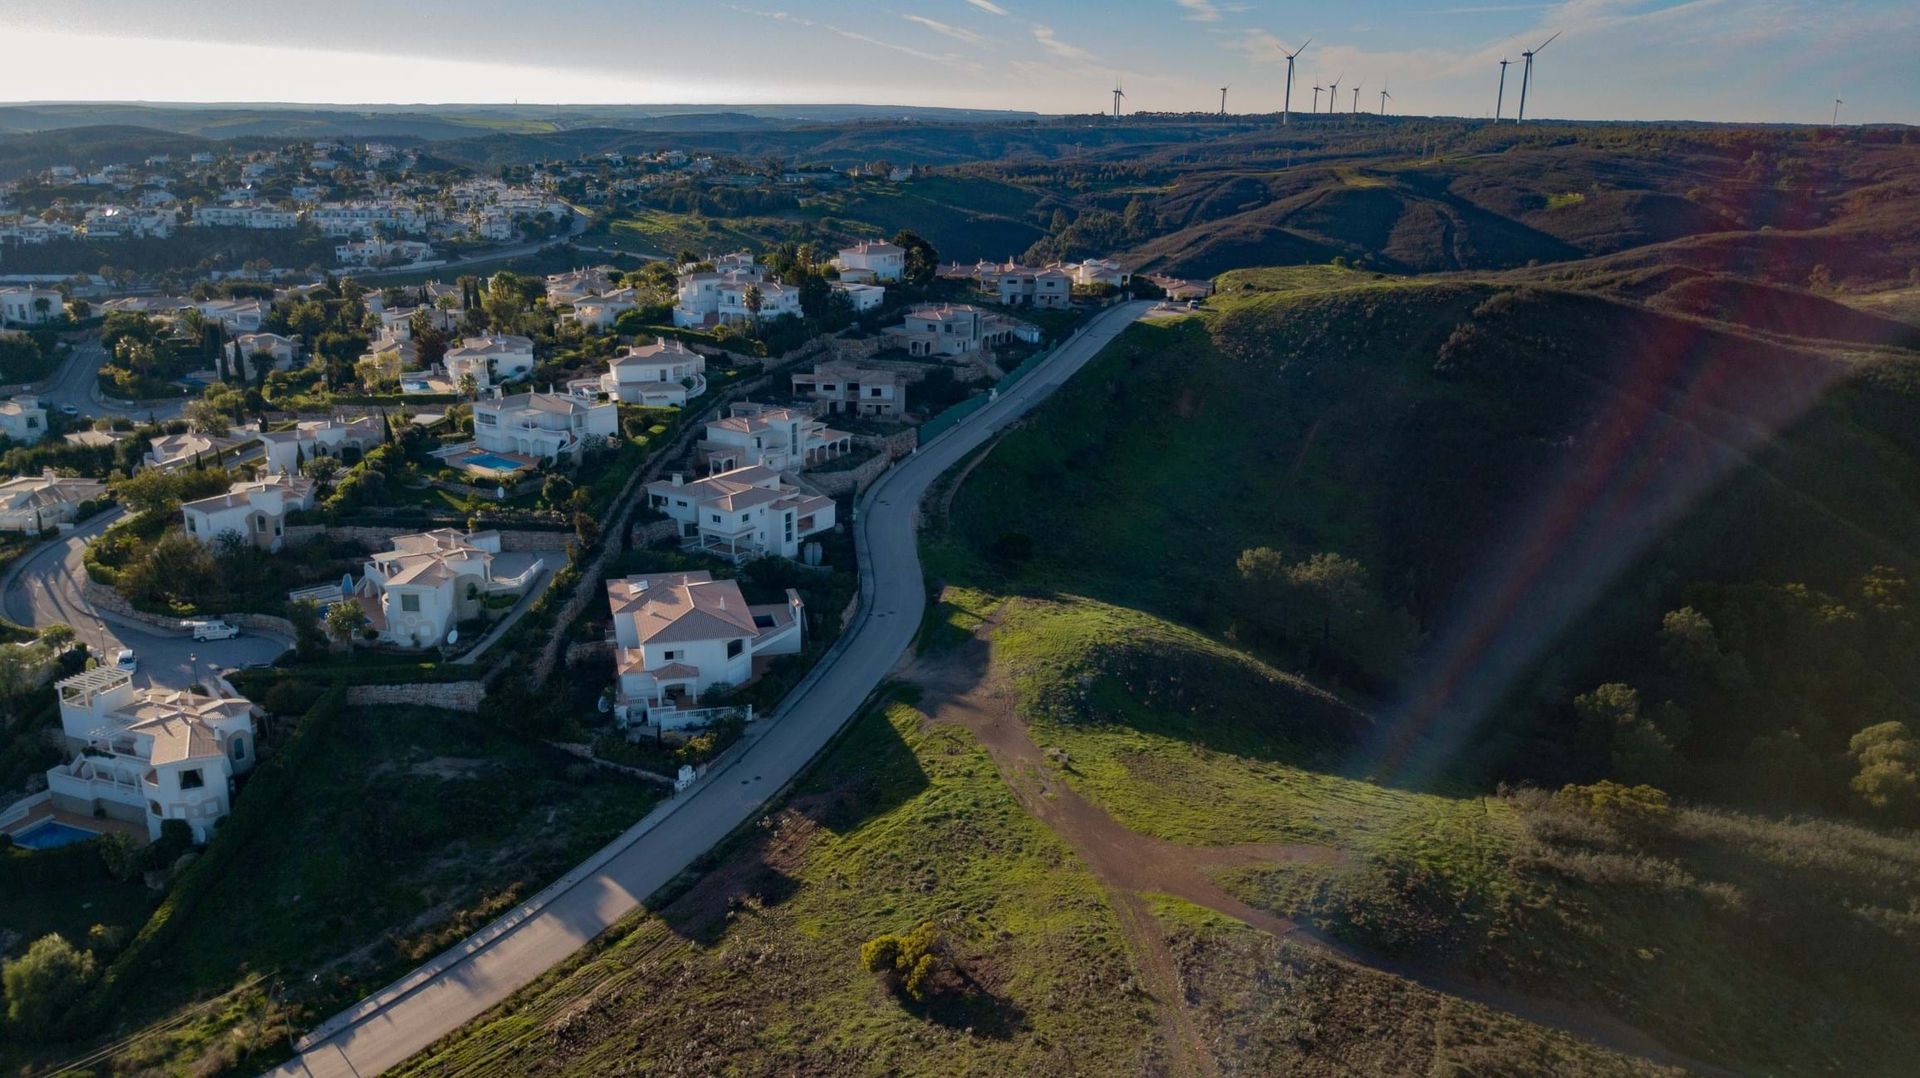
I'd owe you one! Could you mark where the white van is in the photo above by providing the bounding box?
[189,620,240,641]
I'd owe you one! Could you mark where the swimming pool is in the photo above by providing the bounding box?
[10,819,101,850]
[462,452,529,474]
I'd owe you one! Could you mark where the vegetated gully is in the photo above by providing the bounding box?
[908,509,1732,1075]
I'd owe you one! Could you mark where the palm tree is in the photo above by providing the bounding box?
[743,284,764,330]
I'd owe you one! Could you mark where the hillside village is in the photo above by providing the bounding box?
[0,194,1158,859]
[1,106,1917,1078]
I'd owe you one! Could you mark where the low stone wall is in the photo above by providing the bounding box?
[805,452,890,498]
[856,427,918,461]
[826,336,888,364]
[564,639,615,668]
[346,681,486,712]
[283,524,573,552]
[630,519,680,548]
[81,580,294,639]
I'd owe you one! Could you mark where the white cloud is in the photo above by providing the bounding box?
[965,0,1010,14]
[1031,24,1096,63]
[902,14,986,45]
[1174,0,1222,21]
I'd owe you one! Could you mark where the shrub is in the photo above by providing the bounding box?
[858,920,949,1002]
[3,933,97,1039]
[1553,781,1675,836]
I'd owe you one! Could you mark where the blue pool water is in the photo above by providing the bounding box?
[11,820,101,850]
[464,453,528,473]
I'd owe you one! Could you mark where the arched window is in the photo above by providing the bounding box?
[230,736,247,762]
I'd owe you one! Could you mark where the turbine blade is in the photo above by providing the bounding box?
[1536,30,1561,52]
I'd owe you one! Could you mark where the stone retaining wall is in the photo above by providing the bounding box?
[630,519,680,548]
[805,452,890,498]
[82,580,295,639]
[283,524,573,552]
[346,681,486,712]
[857,427,918,461]
[564,639,616,668]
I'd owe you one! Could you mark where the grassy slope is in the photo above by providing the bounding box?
[1151,896,1667,1077]
[398,697,1153,1076]
[9,706,663,1074]
[912,264,1920,1073]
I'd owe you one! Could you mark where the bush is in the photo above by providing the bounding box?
[858,920,949,1002]
[1553,781,1675,836]
[3,933,97,1039]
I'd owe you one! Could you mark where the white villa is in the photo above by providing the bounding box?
[0,287,63,325]
[574,338,707,407]
[196,298,268,333]
[607,571,804,729]
[718,278,801,324]
[181,474,316,553]
[145,431,245,470]
[885,305,1034,357]
[993,264,1074,310]
[565,290,638,331]
[255,414,384,474]
[645,465,837,563]
[792,363,906,418]
[45,667,257,842]
[0,471,107,533]
[545,267,619,306]
[701,402,851,473]
[233,332,302,370]
[671,256,767,328]
[834,240,906,284]
[833,281,886,313]
[350,529,539,649]
[0,395,48,444]
[471,388,618,463]
[1073,258,1133,288]
[444,334,535,390]
[193,203,298,229]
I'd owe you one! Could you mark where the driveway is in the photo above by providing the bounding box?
[1,509,290,689]
[268,301,1153,1077]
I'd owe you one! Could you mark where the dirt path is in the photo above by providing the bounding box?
[901,622,1732,1078]
[904,630,1341,1078]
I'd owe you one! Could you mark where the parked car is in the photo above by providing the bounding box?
[188,620,239,641]
[59,403,81,417]
[113,648,137,672]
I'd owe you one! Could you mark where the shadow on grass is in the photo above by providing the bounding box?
[792,689,932,836]
[903,969,1030,1040]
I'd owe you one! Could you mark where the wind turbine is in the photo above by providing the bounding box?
[1516,31,1560,122]
[1281,39,1311,126]
[1111,81,1126,119]
[1832,96,1843,125]
[1312,85,1323,112]
[1495,58,1511,121]
[1220,85,1230,116]
[1381,82,1393,115]
[1352,81,1364,116]
[1327,73,1344,115]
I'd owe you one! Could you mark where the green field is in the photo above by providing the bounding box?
[397,695,1156,1075]
[1,703,663,1074]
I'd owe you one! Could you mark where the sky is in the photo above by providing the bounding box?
[0,0,1914,125]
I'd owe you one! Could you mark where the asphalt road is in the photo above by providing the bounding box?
[2,507,290,689]
[268,301,1152,1078]
[30,334,189,423]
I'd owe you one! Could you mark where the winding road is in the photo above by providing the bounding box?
[2,507,290,689]
[268,300,1153,1078]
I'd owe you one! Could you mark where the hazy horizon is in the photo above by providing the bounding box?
[2,1,1915,126]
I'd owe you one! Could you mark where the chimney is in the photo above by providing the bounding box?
[671,473,684,487]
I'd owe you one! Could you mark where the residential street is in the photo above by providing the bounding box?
[32,335,189,422]
[1,508,289,689]
[269,300,1152,1078]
